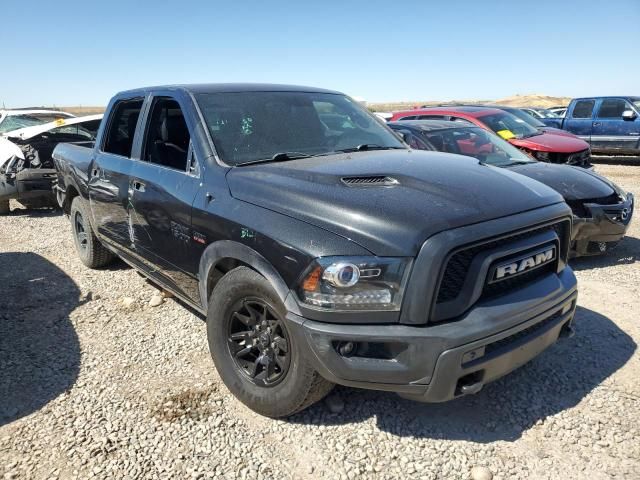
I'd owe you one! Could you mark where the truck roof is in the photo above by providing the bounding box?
[572,96,640,101]
[116,83,342,96]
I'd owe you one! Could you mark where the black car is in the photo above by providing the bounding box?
[389,120,634,256]
[53,84,578,417]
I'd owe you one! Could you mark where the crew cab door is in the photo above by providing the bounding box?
[89,97,143,249]
[591,98,640,154]
[563,99,595,144]
[127,95,201,301]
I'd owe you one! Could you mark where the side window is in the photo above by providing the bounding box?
[417,115,444,120]
[403,132,430,150]
[143,97,191,171]
[572,100,595,119]
[449,116,473,124]
[103,99,144,157]
[399,115,416,120]
[597,99,628,118]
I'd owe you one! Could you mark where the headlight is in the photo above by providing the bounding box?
[534,151,550,161]
[297,256,412,311]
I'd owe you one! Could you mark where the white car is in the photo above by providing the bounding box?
[0,114,102,213]
[0,109,75,135]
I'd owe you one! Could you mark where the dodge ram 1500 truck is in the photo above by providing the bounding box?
[53,84,578,418]
[542,97,640,156]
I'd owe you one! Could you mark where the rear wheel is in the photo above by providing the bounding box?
[70,197,115,268]
[207,267,334,417]
[0,200,9,215]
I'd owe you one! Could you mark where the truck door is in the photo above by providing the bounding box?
[127,95,201,302]
[89,97,144,250]
[563,99,595,144]
[591,98,640,154]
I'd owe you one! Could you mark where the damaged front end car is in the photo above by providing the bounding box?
[0,115,102,213]
[567,189,634,256]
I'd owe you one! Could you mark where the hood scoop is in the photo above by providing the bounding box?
[341,175,399,187]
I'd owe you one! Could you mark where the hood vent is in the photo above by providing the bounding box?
[341,175,398,187]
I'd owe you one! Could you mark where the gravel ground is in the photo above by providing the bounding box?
[1,164,639,480]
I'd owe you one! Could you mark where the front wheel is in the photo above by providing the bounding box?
[70,197,115,268]
[207,267,334,417]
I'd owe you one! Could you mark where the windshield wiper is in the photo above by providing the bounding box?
[236,152,313,167]
[336,144,405,153]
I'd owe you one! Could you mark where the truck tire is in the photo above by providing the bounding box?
[0,200,9,214]
[70,196,115,268]
[207,267,334,418]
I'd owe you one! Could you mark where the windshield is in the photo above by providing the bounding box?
[632,98,640,111]
[477,111,541,139]
[507,109,546,128]
[0,114,48,134]
[419,127,534,167]
[196,91,405,165]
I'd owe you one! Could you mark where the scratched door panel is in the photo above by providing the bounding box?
[128,160,201,301]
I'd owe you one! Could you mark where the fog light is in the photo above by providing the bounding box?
[337,341,355,357]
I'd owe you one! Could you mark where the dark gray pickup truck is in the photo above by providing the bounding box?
[53,84,578,417]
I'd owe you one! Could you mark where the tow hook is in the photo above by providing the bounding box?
[459,382,484,396]
[560,323,576,339]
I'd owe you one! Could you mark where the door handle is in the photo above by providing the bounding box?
[593,122,601,126]
[132,180,145,192]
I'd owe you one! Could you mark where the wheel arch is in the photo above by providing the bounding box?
[198,240,290,312]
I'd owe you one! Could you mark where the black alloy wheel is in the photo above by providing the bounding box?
[226,298,291,387]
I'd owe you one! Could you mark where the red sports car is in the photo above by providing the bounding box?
[390,106,591,167]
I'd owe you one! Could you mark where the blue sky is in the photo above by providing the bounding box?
[1,0,638,107]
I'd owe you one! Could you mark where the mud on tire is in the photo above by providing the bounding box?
[207,267,334,418]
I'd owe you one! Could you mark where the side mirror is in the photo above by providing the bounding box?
[622,110,637,120]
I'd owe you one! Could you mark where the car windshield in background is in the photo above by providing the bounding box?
[477,111,541,139]
[196,91,405,165]
[632,98,640,111]
[0,115,48,134]
[508,109,546,128]
[421,127,534,167]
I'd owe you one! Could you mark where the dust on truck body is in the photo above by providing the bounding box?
[53,84,578,417]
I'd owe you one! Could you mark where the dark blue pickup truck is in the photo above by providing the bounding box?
[543,97,640,156]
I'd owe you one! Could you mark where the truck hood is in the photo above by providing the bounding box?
[226,150,563,256]
[508,162,615,201]
[510,131,589,153]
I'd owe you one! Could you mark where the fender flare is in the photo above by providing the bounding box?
[198,240,290,312]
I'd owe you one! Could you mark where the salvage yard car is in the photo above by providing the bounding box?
[389,120,634,256]
[53,84,578,417]
[391,106,592,167]
[0,115,102,213]
[541,96,640,157]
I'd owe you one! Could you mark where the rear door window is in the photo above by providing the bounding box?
[102,99,144,157]
[572,100,595,119]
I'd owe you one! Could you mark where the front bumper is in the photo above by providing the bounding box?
[571,192,634,256]
[285,267,577,402]
[0,168,57,202]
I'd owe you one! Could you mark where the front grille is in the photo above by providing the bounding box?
[483,310,563,358]
[436,220,568,304]
[482,259,556,300]
[565,148,591,166]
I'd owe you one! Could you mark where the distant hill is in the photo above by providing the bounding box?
[368,94,571,112]
[58,106,105,115]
